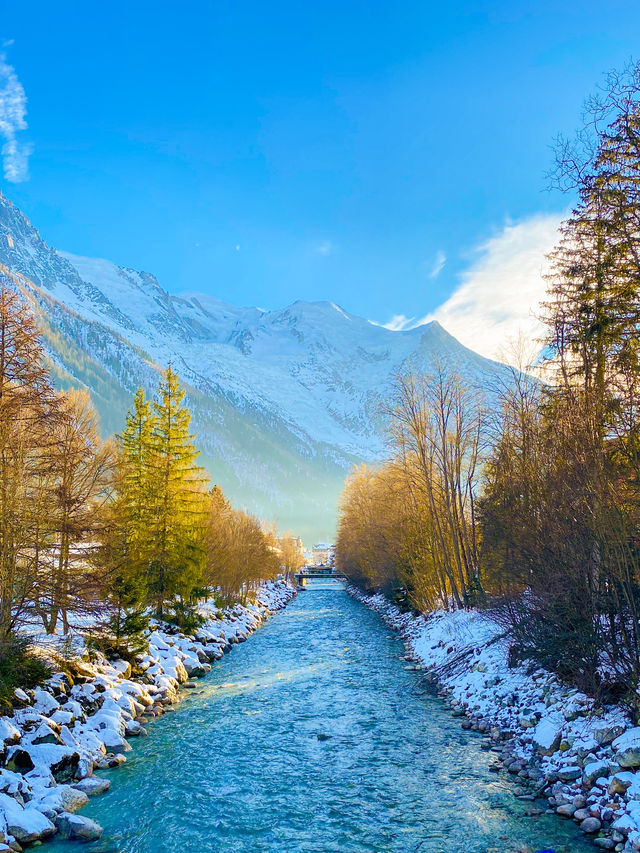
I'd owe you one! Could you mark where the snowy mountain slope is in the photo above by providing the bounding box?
[0,191,510,540]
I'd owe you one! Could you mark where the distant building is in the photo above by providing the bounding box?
[279,534,304,560]
[311,542,335,566]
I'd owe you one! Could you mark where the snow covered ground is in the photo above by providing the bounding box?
[0,582,295,849]
[348,587,640,852]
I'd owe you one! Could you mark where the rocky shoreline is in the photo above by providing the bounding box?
[0,581,296,850]
[348,585,640,853]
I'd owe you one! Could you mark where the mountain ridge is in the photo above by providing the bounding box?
[0,190,509,540]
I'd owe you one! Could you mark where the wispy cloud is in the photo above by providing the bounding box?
[382,313,414,331]
[0,46,31,183]
[421,214,563,361]
[376,213,564,362]
[428,249,446,279]
[315,240,333,256]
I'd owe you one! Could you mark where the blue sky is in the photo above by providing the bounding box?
[2,1,640,356]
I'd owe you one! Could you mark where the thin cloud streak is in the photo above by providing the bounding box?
[428,249,446,279]
[0,49,31,183]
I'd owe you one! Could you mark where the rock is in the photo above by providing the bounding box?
[50,750,81,782]
[583,760,611,788]
[609,772,634,796]
[593,839,617,850]
[0,794,56,844]
[558,765,582,782]
[31,688,60,715]
[55,812,103,841]
[595,725,627,747]
[574,808,590,822]
[0,720,20,747]
[613,728,640,768]
[6,750,34,774]
[580,816,602,833]
[59,786,89,813]
[13,688,30,705]
[533,717,563,756]
[557,804,576,817]
[72,777,111,796]
[111,659,132,679]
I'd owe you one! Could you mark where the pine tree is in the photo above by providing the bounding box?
[99,388,156,649]
[118,388,157,572]
[147,367,207,617]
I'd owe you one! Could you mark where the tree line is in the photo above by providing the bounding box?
[336,62,640,716]
[0,286,286,661]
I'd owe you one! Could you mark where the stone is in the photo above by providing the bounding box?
[580,816,602,833]
[59,786,89,813]
[6,750,34,774]
[50,750,80,783]
[574,808,590,822]
[609,773,634,796]
[55,813,103,841]
[583,760,611,788]
[595,725,627,747]
[557,804,576,817]
[72,777,111,796]
[533,717,563,756]
[0,720,20,747]
[558,765,582,782]
[613,728,640,769]
[593,839,616,850]
[0,795,56,845]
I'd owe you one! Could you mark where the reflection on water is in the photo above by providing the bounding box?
[47,582,591,853]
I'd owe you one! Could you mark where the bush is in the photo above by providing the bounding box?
[165,600,205,634]
[0,637,51,709]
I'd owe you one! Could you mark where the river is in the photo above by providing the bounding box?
[48,582,592,853]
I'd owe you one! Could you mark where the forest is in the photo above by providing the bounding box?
[336,63,640,717]
[0,288,291,692]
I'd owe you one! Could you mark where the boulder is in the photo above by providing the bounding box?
[0,793,56,844]
[48,749,81,782]
[583,760,611,788]
[0,720,20,748]
[609,772,634,796]
[558,765,582,782]
[594,724,626,746]
[533,717,563,756]
[31,688,60,716]
[72,777,111,796]
[580,816,602,834]
[613,728,640,769]
[59,786,89,813]
[593,837,616,849]
[55,812,103,841]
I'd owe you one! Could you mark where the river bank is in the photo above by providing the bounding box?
[0,581,295,849]
[347,585,640,852]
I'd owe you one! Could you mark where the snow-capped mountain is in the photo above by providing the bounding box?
[0,191,509,540]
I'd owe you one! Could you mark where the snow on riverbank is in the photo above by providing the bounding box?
[349,586,640,852]
[0,581,295,850]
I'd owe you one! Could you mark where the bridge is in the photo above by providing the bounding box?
[293,569,347,587]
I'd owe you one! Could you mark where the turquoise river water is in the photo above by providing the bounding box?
[48,582,592,853]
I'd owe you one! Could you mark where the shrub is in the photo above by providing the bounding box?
[0,637,51,709]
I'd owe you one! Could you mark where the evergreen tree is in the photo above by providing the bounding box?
[99,388,156,650]
[147,367,207,617]
[118,388,157,575]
